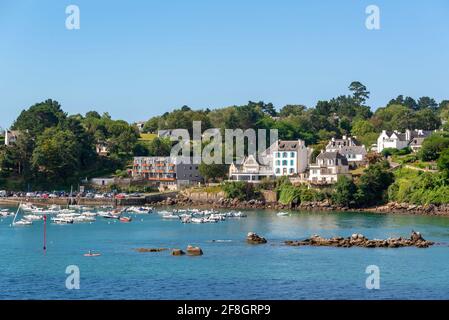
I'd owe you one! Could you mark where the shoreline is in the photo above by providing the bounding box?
[2,196,449,217]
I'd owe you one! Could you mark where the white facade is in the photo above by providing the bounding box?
[377,131,408,153]
[325,136,366,165]
[229,154,274,182]
[271,140,308,176]
[309,152,350,185]
[377,129,433,153]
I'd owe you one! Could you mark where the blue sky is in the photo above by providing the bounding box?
[0,0,448,129]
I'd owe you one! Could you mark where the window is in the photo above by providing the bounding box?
[290,160,294,166]
[276,152,280,158]
[282,160,287,165]
[289,168,294,174]
[291,152,295,157]
[276,168,280,174]
[276,160,280,166]
[283,152,287,158]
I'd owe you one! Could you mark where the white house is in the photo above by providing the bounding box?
[325,136,367,166]
[309,151,351,185]
[377,129,434,153]
[229,154,274,182]
[271,140,309,176]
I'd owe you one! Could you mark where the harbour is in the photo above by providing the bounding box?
[1,205,449,300]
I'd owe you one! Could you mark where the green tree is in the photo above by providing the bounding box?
[419,133,449,161]
[12,99,66,137]
[437,148,449,178]
[349,81,370,106]
[332,176,357,207]
[198,162,228,182]
[355,161,394,206]
[32,128,81,180]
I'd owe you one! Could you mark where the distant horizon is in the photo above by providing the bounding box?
[1,0,448,128]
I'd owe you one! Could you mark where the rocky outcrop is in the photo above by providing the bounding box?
[135,248,168,253]
[150,191,449,216]
[285,231,434,248]
[246,232,267,244]
[186,245,203,256]
[364,202,449,216]
[171,249,185,256]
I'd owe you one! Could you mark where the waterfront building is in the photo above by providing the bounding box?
[377,129,433,153]
[132,156,203,189]
[308,151,351,185]
[271,140,309,176]
[229,154,274,182]
[325,136,367,167]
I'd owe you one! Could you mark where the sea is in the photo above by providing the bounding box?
[1,206,449,300]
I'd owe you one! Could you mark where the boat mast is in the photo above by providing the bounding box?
[12,201,21,226]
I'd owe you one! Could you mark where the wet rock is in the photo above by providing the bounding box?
[171,249,185,256]
[186,245,203,256]
[285,231,434,249]
[135,248,168,253]
[246,232,267,244]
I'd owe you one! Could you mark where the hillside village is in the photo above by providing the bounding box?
[1,82,449,208]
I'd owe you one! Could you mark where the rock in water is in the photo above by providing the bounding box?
[135,248,168,253]
[171,249,185,256]
[285,231,433,248]
[186,245,203,256]
[246,232,267,244]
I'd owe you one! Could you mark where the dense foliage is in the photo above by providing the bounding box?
[0,100,140,188]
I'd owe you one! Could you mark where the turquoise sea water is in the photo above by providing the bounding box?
[1,206,449,300]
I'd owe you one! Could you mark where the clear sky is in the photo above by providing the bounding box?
[0,0,448,129]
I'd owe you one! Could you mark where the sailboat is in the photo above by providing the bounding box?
[12,203,33,226]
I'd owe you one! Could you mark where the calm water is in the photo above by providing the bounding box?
[1,206,449,300]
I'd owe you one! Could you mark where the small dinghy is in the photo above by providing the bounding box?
[84,250,101,257]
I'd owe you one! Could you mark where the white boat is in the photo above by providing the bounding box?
[162,214,180,220]
[82,212,98,217]
[12,203,33,226]
[14,219,33,226]
[23,214,43,221]
[20,203,37,211]
[277,212,289,216]
[51,217,74,224]
[73,215,96,223]
[181,216,191,223]
[127,206,152,214]
[191,218,205,224]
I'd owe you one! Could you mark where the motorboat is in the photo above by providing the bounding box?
[162,214,180,220]
[13,219,33,226]
[73,215,96,223]
[82,212,98,217]
[20,203,37,211]
[51,217,74,224]
[119,216,132,223]
[277,212,289,216]
[23,214,43,221]
[191,218,205,224]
